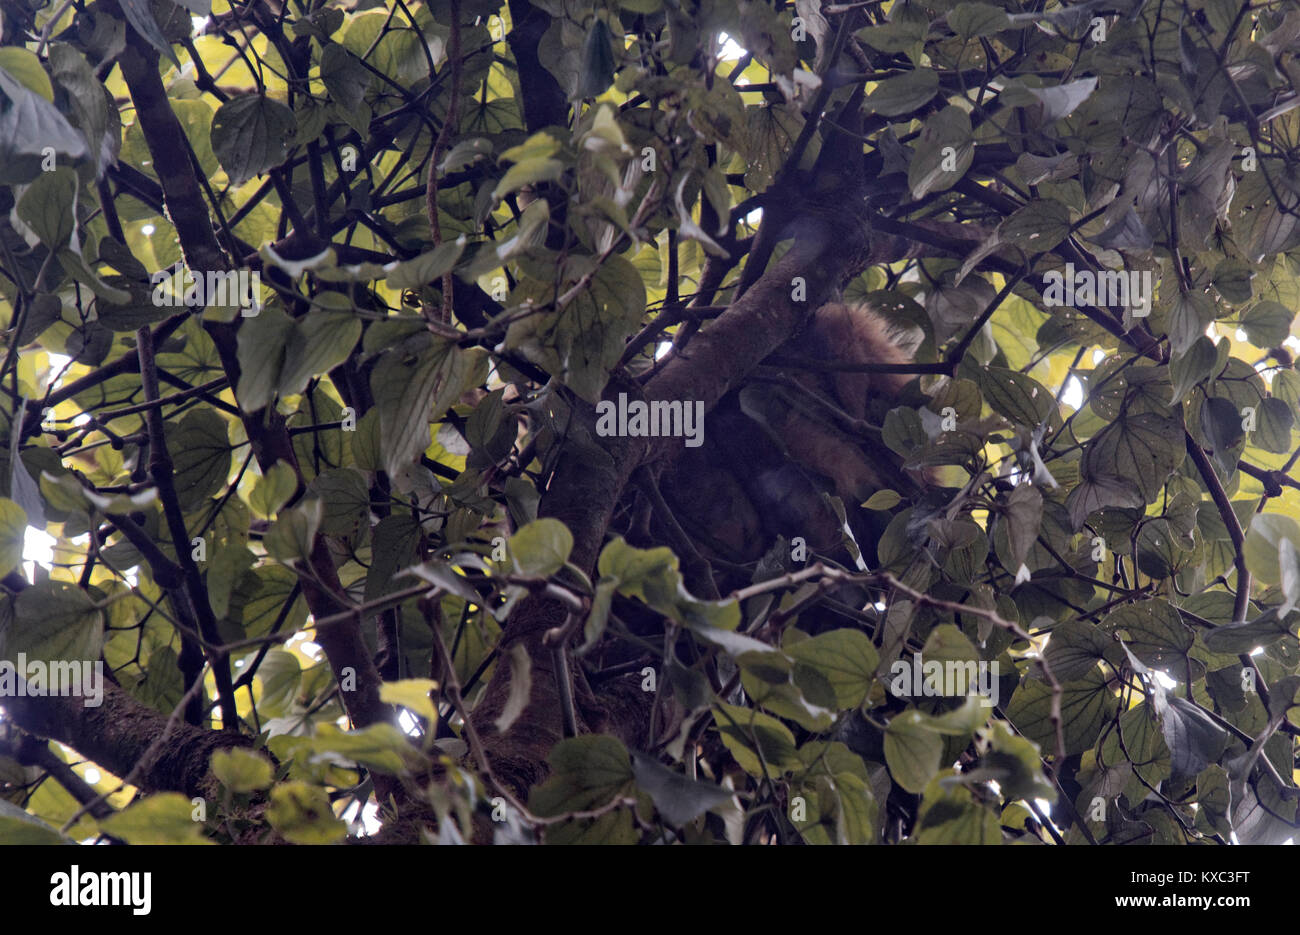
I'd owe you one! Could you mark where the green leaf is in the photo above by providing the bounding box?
[379,678,438,722]
[251,649,302,716]
[15,292,62,345]
[786,629,880,709]
[999,199,1072,252]
[976,366,1057,428]
[384,241,465,290]
[1099,700,1169,789]
[1168,335,1217,404]
[39,470,88,516]
[1005,666,1119,756]
[308,468,369,537]
[206,544,254,619]
[576,19,616,99]
[262,498,321,563]
[1002,483,1043,569]
[492,157,565,202]
[235,305,294,412]
[0,48,53,101]
[1067,473,1145,528]
[1167,289,1218,357]
[597,537,675,591]
[465,387,506,453]
[694,627,777,661]
[947,2,1012,37]
[1281,546,1300,617]
[741,102,802,190]
[1101,599,1193,676]
[117,0,181,67]
[16,167,77,249]
[932,696,992,736]
[266,781,348,844]
[915,774,1001,843]
[210,748,274,793]
[579,577,617,652]
[170,408,232,510]
[0,799,72,844]
[597,536,741,631]
[1159,696,1228,782]
[1244,513,1300,585]
[1196,763,1233,837]
[866,69,940,117]
[1201,607,1295,653]
[350,408,383,473]
[365,514,421,604]
[1043,620,1114,681]
[277,307,362,398]
[1240,300,1294,347]
[210,94,297,186]
[249,461,297,518]
[499,131,561,164]
[98,793,209,844]
[509,518,574,577]
[132,645,184,714]
[714,703,801,777]
[1081,412,1185,503]
[630,749,732,826]
[1019,77,1097,122]
[855,13,928,54]
[1254,397,1295,454]
[978,720,1054,799]
[908,105,973,199]
[530,735,636,844]
[1273,369,1300,420]
[505,254,646,402]
[320,43,369,112]
[371,334,487,478]
[743,662,834,733]
[0,498,26,579]
[494,642,533,733]
[1211,260,1255,304]
[861,489,902,510]
[441,137,494,173]
[919,623,981,674]
[832,772,878,844]
[96,277,166,330]
[0,66,88,183]
[883,708,945,793]
[308,723,424,775]
[3,580,102,667]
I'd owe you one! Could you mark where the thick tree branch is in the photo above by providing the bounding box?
[7,737,118,824]
[1,575,251,799]
[117,31,397,736]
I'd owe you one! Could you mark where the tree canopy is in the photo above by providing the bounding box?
[1,0,1299,846]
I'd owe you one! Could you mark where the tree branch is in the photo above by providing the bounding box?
[1185,434,1252,623]
[135,324,240,729]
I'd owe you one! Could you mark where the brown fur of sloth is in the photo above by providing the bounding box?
[631,301,927,576]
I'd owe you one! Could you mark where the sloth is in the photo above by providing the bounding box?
[616,301,930,597]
